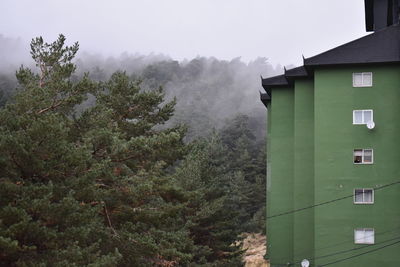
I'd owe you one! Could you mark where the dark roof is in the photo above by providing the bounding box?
[260,93,270,107]
[262,23,400,94]
[262,74,289,87]
[261,74,291,96]
[284,66,310,78]
[305,24,400,66]
[261,66,310,92]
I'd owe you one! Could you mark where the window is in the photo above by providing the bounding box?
[353,110,373,125]
[353,72,372,87]
[353,149,373,164]
[354,228,374,244]
[354,189,374,204]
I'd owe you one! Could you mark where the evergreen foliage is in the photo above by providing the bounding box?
[174,115,266,266]
[0,35,266,266]
[0,35,120,266]
[0,35,190,266]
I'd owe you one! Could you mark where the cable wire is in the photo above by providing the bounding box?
[266,180,400,220]
[291,235,400,266]
[272,236,400,267]
[303,225,400,257]
[264,180,400,266]
[267,225,400,266]
[316,239,400,266]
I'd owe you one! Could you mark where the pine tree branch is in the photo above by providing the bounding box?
[36,99,64,114]
[9,153,25,176]
[103,202,119,237]
[102,202,139,244]
[111,153,141,163]
[119,105,140,120]
[36,88,81,115]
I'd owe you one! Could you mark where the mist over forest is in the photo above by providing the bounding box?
[0,34,279,266]
[0,34,280,138]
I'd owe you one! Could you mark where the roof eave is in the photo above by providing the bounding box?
[261,74,291,94]
[260,92,270,107]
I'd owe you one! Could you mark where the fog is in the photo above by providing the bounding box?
[0,0,369,138]
[1,0,367,67]
[0,35,280,140]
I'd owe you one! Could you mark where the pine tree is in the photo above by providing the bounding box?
[0,35,194,266]
[172,114,267,266]
[76,71,193,266]
[174,135,244,266]
[220,115,266,232]
[0,35,120,266]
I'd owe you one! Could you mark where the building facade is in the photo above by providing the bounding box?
[261,1,400,266]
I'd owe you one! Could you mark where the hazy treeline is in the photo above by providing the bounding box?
[76,52,279,140]
[0,35,280,140]
[0,34,278,266]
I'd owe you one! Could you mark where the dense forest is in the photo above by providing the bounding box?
[0,35,278,266]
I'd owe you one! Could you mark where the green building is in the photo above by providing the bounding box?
[261,1,400,266]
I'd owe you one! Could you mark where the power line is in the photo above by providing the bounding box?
[291,235,400,266]
[267,193,352,219]
[294,226,400,262]
[308,225,400,255]
[317,235,400,260]
[264,180,400,266]
[266,225,400,266]
[266,180,400,220]
[250,219,400,264]
[316,239,400,266]
[272,236,400,267]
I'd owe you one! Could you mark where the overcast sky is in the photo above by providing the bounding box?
[1,0,367,67]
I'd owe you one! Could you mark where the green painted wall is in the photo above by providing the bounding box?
[266,64,400,266]
[313,65,400,266]
[266,101,271,259]
[267,87,294,266]
[293,79,315,262]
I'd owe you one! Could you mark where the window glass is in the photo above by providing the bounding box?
[364,111,372,123]
[364,149,373,163]
[363,73,372,86]
[354,149,373,164]
[353,73,363,86]
[355,189,364,203]
[353,72,372,87]
[355,229,374,244]
[364,190,373,203]
[354,111,363,124]
[354,149,363,163]
[355,230,364,243]
[364,229,375,243]
[355,189,374,203]
[353,110,373,124]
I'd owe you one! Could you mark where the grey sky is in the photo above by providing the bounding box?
[1,0,366,67]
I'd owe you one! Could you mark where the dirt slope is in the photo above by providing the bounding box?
[242,233,269,267]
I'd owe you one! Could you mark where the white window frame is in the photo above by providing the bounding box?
[353,109,373,125]
[354,228,375,244]
[354,188,374,204]
[353,72,373,87]
[353,149,373,164]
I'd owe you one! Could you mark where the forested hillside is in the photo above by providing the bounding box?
[0,35,277,266]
